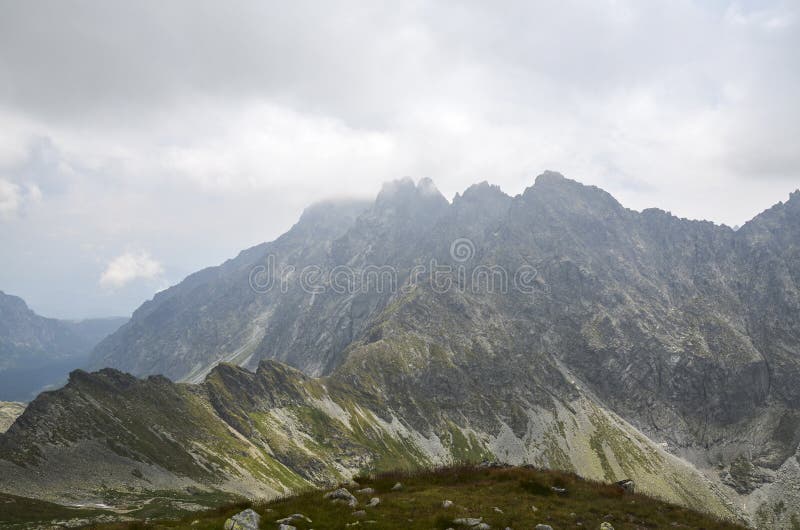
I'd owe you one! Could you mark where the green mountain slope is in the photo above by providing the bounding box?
[0,360,743,524]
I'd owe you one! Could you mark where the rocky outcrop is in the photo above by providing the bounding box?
[224,508,260,530]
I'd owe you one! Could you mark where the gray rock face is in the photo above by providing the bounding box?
[719,455,773,494]
[224,508,260,530]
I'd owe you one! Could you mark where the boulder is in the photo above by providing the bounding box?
[276,513,312,524]
[615,479,635,494]
[454,517,483,526]
[324,487,358,507]
[223,509,260,530]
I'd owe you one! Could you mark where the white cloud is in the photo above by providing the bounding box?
[724,3,795,31]
[0,178,41,219]
[99,251,164,289]
[159,101,395,193]
[0,179,21,219]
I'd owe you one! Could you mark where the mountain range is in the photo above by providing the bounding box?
[1,172,799,528]
[0,291,127,401]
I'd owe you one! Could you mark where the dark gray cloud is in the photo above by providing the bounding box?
[0,0,797,317]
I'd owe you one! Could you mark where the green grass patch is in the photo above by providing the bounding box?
[79,465,747,530]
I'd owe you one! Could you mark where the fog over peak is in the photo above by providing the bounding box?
[0,0,797,317]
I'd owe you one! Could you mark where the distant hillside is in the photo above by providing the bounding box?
[0,291,127,401]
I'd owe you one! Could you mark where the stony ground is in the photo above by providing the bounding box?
[83,466,748,530]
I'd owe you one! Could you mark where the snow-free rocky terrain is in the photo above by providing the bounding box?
[2,173,800,528]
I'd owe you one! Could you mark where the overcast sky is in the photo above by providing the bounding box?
[0,0,798,318]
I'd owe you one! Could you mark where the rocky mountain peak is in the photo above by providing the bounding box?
[0,291,30,313]
[787,188,800,208]
[376,177,447,205]
[66,367,138,390]
[371,177,449,222]
[533,169,569,186]
[522,170,625,218]
[297,198,371,226]
[452,181,513,224]
[291,198,371,240]
[738,188,800,241]
[0,292,40,335]
[457,181,509,203]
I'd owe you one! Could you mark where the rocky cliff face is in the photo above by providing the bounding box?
[7,173,800,527]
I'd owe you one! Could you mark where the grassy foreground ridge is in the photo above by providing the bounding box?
[83,465,748,530]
